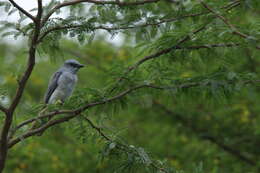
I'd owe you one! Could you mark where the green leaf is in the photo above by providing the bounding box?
[109,142,116,150]
[227,72,237,80]
[88,32,95,44]
[137,147,152,166]
[4,3,11,12]
[77,33,85,44]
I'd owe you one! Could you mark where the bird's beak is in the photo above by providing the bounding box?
[78,64,85,68]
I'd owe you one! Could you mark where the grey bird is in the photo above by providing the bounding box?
[44,59,84,104]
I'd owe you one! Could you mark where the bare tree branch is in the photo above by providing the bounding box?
[153,101,256,166]
[199,0,260,50]
[8,0,36,22]
[8,0,42,114]
[0,1,43,172]
[41,0,161,26]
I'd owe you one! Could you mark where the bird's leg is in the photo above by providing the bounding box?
[30,105,48,130]
[55,99,64,105]
[46,99,64,122]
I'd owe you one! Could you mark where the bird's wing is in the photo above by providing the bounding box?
[44,71,63,104]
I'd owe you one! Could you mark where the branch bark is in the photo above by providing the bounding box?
[0,1,42,172]
[0,105,7,114]
[8,0,36,22]
[8,82,204,147]
[8,3,42,114]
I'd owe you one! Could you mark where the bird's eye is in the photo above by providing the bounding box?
[70,63,77,67]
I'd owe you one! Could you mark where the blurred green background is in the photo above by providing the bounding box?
[0,0,260,172]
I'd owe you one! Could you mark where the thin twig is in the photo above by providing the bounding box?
[83,116,111,141]
[199,0,259,50]
[38,0,240,43]
[104,24,209,94]
[37,12,206,44]
[41,0,161,26]
[107,1,242,93]
[8,0,36,22]
[174,43,240,49]
[83,116,169,172]
[222,0,240,9]
[127,24,208,74]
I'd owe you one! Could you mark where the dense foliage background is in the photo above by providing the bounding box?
[0,0,259,172]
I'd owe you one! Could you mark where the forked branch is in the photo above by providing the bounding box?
[0,1,43,172]
[8,0,36,22]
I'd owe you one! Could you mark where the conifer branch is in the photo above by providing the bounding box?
[9,79,260,145]
[41,0,161,26]
[82,116,169,172]
[37,12,206,44]
[8,83,201,147]
[127,24,208,72]
[199,0,260,50]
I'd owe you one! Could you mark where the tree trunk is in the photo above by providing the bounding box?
[0,148,7,173]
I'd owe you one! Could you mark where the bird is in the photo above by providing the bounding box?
[44,59,84,104]
[31,59,84,134]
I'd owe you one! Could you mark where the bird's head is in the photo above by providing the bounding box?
[64,59,85,73]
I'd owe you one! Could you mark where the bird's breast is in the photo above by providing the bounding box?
[59,73,77,89]
[56,73,77,97]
